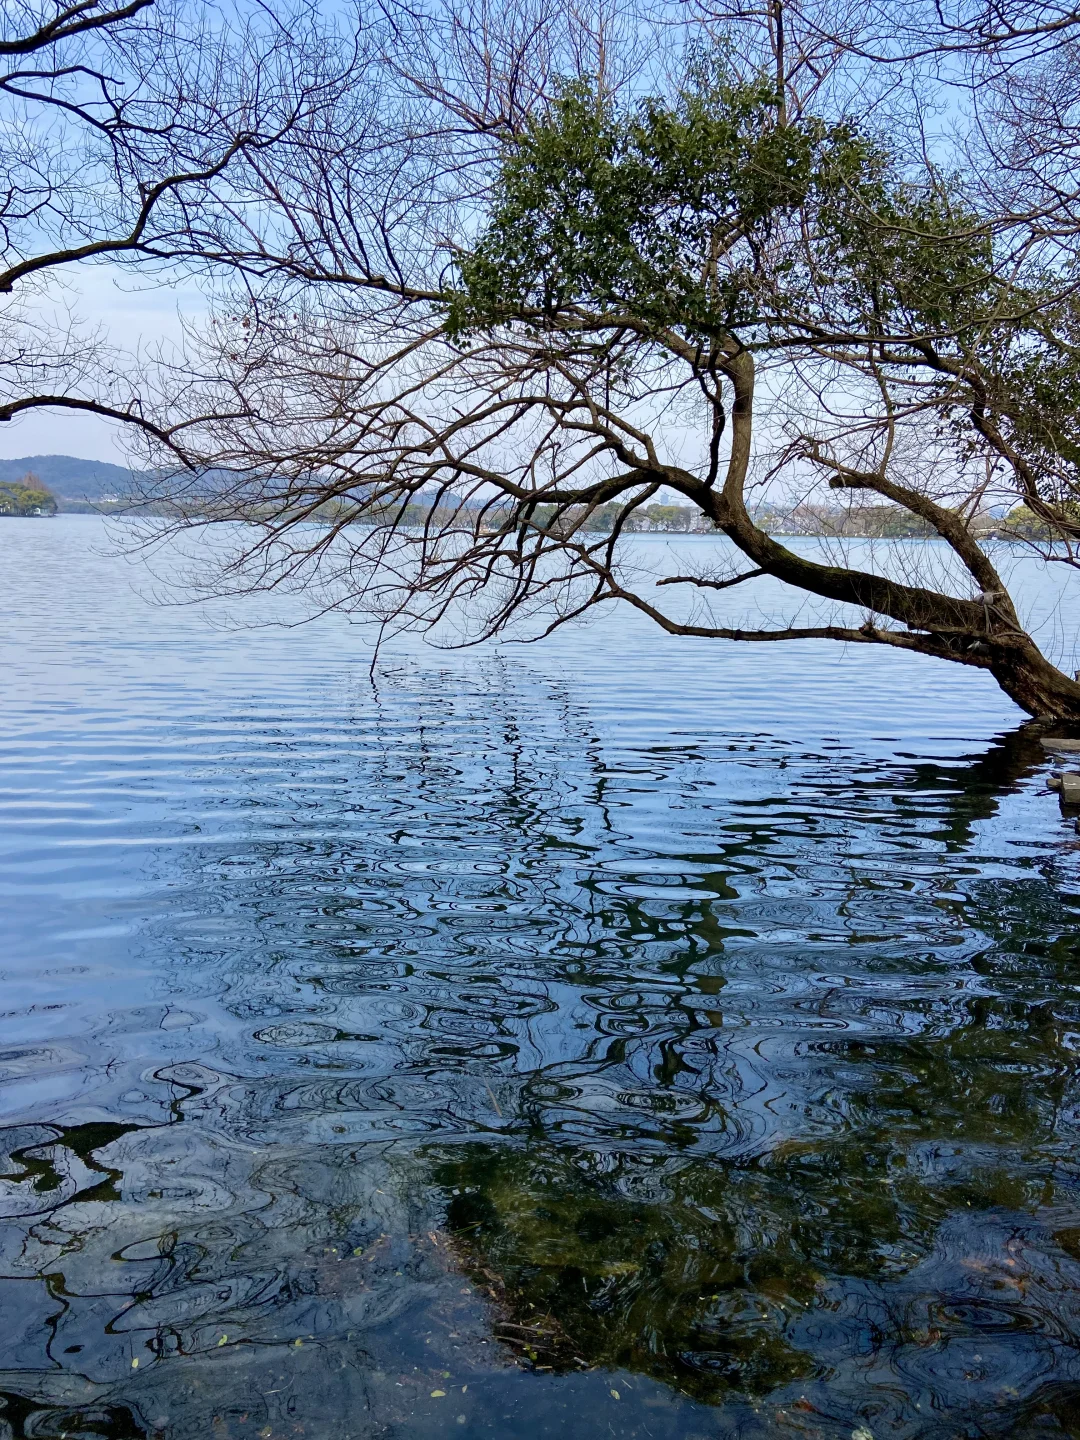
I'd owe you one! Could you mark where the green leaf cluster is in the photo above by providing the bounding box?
[449,63,998,348]
[450,67,877,337]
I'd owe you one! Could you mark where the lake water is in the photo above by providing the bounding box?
[4,515,1080,1439]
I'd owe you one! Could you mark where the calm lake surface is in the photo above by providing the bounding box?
[6,515,1080,1439]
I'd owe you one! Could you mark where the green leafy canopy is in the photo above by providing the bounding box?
[448,59,997,346]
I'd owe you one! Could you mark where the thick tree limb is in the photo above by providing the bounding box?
[0,0,153,58]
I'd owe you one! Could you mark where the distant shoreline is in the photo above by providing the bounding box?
[40,507,1028,542]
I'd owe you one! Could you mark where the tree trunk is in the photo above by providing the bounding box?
[988,640,1080,721]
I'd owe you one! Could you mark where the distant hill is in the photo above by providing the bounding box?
[0,455,146,500]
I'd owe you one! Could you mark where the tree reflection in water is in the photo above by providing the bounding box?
[3,663,1080,1439]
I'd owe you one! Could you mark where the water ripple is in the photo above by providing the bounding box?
[3,519,1080,1436]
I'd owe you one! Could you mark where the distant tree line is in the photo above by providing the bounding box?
[750,505,996,540]
[354,499,986,539]
[531,502,709,534]
[1004,505,1080,540]
[0,474,56,517]
[34,481,1013,542]
[175,492,1007,539]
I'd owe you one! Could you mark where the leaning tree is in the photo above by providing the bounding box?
[103,0,1080,718]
